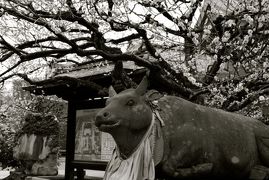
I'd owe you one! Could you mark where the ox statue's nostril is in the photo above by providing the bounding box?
[103,112,109,118]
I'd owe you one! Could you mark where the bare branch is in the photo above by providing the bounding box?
[226,88,269,112]
[108,33,141,44]
[139,1,176,23]
[0,67,42,84]
[181,0,203,22]
[134,27,198,89]
[203,48,225,85]
[0,36,26,56]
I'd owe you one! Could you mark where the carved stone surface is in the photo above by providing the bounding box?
[13,113,59,176]
[95,75,269,179]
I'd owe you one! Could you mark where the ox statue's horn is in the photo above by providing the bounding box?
[109,86,117,97]
[135,75,148,95]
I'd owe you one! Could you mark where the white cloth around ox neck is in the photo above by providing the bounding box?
[104,112,164,180]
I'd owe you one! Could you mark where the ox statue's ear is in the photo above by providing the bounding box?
[108,86,117,97]
[135,75,148,96]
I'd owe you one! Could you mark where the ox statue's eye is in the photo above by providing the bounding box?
[126,99,136,106]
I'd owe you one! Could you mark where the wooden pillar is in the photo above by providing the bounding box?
[65,98,77,180]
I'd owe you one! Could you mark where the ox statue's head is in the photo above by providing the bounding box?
[95,75,153,135]
[95,75,153,157]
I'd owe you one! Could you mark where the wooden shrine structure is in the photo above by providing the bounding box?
[23,62,146,180]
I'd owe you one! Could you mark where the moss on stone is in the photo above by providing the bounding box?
[20,113,59,136]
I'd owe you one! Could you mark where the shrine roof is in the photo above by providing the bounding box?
[23,61,145,101]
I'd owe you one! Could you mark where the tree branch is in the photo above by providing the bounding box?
[134,27,198,89]
[108,33,141,44]
[226,88,269,112]
[222,79,269,110]
[181,0,203,22]
[203,48,225,85]
[0,67,42,84]
[0,36,26,56]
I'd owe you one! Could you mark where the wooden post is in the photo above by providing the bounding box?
[65,98,77,180]
[76,168,85,180]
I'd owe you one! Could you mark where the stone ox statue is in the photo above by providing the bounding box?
[95,75,269,180]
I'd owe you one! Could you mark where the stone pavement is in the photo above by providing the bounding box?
[0,158,105,179]
[57,157,105,178]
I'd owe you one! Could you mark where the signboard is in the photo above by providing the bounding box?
[74,109,115,162]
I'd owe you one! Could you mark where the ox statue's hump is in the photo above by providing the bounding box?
[155,95,269,178]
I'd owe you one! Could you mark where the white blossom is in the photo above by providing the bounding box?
[263,73,269,79]
[248,29,253,35]
[225,20,235,27]
[234,83,244,92]
[259,15,266,22]
[259,96,265,101]
[263,62,269,68]
[221,31,231,43]
[243,14,254,25]
[222,37,229,43]
[192,37,199,45]
[243,35,250,44]
[204,29,211,35]
[212,37,220,44]
[212,87,218,93]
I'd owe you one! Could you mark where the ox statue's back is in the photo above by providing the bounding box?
[95,75,269,180]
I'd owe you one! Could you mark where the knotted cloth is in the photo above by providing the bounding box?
[104,112,164,180]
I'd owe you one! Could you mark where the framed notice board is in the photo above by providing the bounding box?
[74,108,115,162]
[65,98,114,180]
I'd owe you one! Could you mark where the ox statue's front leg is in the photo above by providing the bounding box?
[249,165,269,180]
[173,163,213,178]
[160,123,214,179]
[162,159,213,179]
